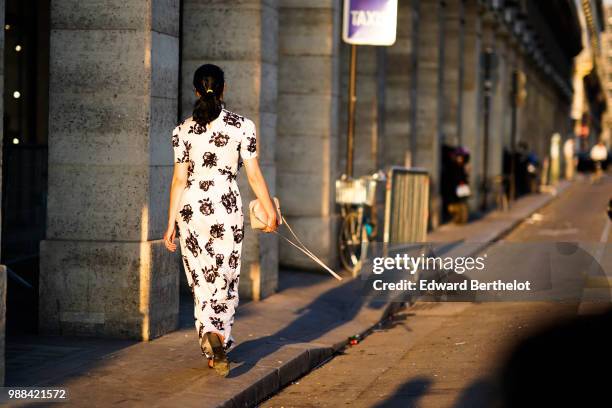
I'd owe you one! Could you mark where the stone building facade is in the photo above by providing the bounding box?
[600,3,612,147]
[0,0,586,380]
[571,0,607,150]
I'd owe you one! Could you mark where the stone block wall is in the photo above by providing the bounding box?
[181,0,279,299]
[39,0,181,340]
[277,0,341,268]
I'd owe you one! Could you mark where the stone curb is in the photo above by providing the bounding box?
[222,299,402,408]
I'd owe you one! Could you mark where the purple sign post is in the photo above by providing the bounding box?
[342,0,398,46]
[341,0,397,178]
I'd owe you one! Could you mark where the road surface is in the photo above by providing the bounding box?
[262,175,612,407]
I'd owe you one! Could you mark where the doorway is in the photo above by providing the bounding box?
[1,0,50,335]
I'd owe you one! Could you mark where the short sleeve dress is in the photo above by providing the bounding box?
[171,108,257,356]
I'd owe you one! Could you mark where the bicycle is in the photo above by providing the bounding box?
[335,171,386,275]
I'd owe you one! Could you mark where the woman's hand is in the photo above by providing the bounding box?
[164,224,177,252]
[263,209,278,233]
[243,157,280,234]
[166,161,188,252]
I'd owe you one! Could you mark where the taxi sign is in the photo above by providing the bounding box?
[342,0,398,46]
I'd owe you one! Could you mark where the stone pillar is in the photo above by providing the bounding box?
[495,27,513,195]
[39,0,181,340]
[480,15,501,208]
[513,41,527,153]
[441,0,462,146]
[277,0,340,268]
[414,0,443,227]
[459,0,482,211]
[383,0,416,167]
[501,33,517,150]
[493,27,509,167]
[520,64,537,151]
[535,77,549,160]
[541,82,560,185]
[556,89,573,181]
[182,1,279,299]
[0,0,5,385]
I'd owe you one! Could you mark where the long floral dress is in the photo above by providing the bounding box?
[171,108,257,357]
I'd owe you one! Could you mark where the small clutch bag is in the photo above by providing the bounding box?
[249,197,282,230]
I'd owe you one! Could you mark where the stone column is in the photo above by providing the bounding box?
[556,89,573,181]
[480,15,501,208]
[0,0,5,385]
[541,82,559,185]
[383,0,416,167]
[277,0,340,268]
[493,27,512,204]
[441,0,462,146]
[39,0,181,340]
[534,77,548,160]
[501,33,517,150]
[493,27,509,158]
[520,63,537,151]
[413,0,443,227]
[181,0,279,299]
[540,77,552,185]
[459,0,482,211]
[512,39,527,152]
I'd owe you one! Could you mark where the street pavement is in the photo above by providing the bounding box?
[4,176,593,408]
[262,174,612,408]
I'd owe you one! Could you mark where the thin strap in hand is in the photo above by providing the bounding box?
[253,214,343,281]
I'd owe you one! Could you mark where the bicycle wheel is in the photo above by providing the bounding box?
[338,210,366,274]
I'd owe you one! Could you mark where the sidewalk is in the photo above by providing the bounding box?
[5,183,570,408]
[428,181,571,256]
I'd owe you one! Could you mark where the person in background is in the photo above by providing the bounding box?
[589,139,608,183]
[447,147,471,224]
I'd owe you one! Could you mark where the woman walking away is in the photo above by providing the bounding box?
[163,64,278,377]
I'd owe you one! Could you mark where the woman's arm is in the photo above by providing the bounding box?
[243,157,278,233]
[164,162,189,251]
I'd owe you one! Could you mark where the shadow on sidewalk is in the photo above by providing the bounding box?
[226,269,389,378]
[371,376,433,407]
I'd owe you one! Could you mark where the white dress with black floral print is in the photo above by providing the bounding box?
[172,108,257,356]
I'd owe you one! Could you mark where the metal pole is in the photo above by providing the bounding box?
[346,44,358,177]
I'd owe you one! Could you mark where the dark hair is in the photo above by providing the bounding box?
[192,64,225,131]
